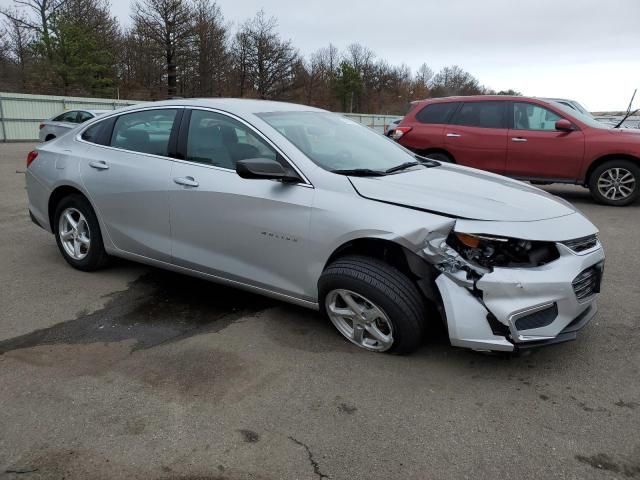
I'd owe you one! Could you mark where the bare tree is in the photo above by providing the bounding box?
[0,0,67,60]
[232,10,298,99]
[190,0,227,97]
[1,9,33,89]
[131,0,193,97]
[430,65,482,97]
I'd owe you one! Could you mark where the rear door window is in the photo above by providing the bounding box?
[415,102,459,124]
[110,109,178,156]
[451,101,507,129]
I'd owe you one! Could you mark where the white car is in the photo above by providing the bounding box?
[39,110,110,142]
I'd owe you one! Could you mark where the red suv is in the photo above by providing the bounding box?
[393,96,640,206]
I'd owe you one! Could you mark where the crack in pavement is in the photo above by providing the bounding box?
[288,436,329,479]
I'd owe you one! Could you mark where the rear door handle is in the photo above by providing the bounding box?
[512,137,528,142]
[446,133,461,137]
[174,176,199,187]
[89,160,109,170]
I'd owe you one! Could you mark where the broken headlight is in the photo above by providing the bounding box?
[447,232,559,269]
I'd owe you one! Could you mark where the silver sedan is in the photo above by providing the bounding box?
[25,99,605,354]
[39,109,109,142]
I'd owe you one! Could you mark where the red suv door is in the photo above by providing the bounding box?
[443,100,508,174]
[506,101,585,180]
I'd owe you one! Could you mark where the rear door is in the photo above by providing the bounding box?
[80,107,181,261]
[443,100,508,174]
[505,101,585,181]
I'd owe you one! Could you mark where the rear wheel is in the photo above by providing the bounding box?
[45,134,56,141]
[319,255,427,354]
[53,194,109,271]
[588,159,639,206]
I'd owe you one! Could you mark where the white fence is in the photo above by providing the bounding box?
[0,92,141,141]
[0,92,400,141]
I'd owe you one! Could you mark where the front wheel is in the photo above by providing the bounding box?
[319,255,427,354]
[588,159,639,206]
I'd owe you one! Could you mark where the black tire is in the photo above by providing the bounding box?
[319,255,427,354]
[53,194,109,271]
[423,152,453,163]
[45,134,56,141]
[588,159,639,206]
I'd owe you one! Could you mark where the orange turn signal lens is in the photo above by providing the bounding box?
[455,233,481,248]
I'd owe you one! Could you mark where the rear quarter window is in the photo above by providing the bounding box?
[415,102,460,124]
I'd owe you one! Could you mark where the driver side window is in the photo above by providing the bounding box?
[513,103,562,131]
[185,110,277,169]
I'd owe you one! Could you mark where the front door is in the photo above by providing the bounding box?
[505,102,585,181]
[80,107,180,261]
[169,109,314,300]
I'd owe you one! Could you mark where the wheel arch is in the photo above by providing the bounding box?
[322,237,441,305]
[584,153,640,185]
[415,148,456,163]
[48,184,92,231]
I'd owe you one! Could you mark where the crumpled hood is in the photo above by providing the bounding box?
[349,164,576,221]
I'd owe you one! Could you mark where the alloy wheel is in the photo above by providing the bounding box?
[325,289,394,352]
[58,207,91,260]
[597,167,636,201]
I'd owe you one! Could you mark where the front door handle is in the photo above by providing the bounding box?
[446,133,461,137]
[89,160,109,170]
[512,137,528,142]
[174,176,199,187]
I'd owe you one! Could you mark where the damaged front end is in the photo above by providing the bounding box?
[414,221,604,352]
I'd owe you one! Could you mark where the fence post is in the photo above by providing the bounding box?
[0,95,6,143]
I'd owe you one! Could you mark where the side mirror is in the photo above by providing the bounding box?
[555,119,574,132]
[236,158,301,183]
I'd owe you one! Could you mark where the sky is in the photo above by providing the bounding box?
[3,0,639,111]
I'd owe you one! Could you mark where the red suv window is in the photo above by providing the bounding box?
[451,101,507,129]
[416,102,460,124]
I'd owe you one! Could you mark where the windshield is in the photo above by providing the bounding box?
[553,103,611,129]
[257,111,419,172]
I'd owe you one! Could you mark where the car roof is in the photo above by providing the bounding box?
[413,95,532,104]
[108,98,327,116]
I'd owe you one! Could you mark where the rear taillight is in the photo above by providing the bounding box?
[39,123,45,130]
[392,127,412,141]
[26,150,38,168]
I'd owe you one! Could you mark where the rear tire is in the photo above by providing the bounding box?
[45,134,56,142]
[319,255,427,354]
[53,194,109,271]
[588,159,639,206]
